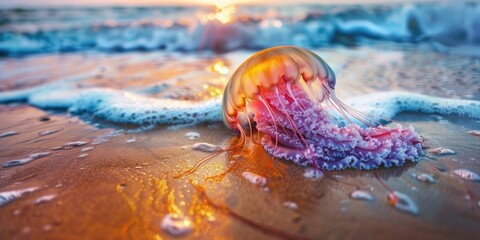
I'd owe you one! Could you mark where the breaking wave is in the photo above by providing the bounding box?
[1,2,479,56]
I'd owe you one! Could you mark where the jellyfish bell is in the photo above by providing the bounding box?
[221,46,423,171]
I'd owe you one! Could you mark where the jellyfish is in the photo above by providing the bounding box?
[221,46,423,171]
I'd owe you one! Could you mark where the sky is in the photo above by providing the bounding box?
[0,0,443,8]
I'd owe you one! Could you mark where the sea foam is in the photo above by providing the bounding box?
[1,83,480,127]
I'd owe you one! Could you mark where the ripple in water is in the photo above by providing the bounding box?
[93,130,123,145]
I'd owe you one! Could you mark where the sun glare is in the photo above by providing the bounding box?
[204,4,236,24]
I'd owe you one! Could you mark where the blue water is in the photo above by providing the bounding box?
[0,2,479,56]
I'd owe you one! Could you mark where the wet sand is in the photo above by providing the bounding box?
[1,48,480,239]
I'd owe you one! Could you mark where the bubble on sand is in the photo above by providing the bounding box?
[81,147,94,152]
[468,130,480,137]
[428,147,455,155]
[35,194,56,204]
[464,194,471,200]
[350,190,373,201]
[38,129,62,136]
[0,131,18,138]
[43,224,53,231]
[126,138,136,143]
[303,168,323,179]
[242,171,267,187]
[64,141,88,148]
[30,152,51,158]
[161,214,193,236]
[185,132,200,140]
[283,201,298,210]
[0,187,38,207]
[452,169,480,181]
[3,152,51,168]
[192,142,222,152]
[387,191,419,215]
[416,173,435,183]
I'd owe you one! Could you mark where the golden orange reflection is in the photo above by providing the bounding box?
[211,60,230,75]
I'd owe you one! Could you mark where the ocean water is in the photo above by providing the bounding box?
[0,2,479,56]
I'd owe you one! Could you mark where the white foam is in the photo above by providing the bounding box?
[1,77,479,128]
[346,92,480,120]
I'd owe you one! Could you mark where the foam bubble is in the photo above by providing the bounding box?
[39,129,63,136]
[192,143,223,152]
[0,187,38,207]
[350,190,373,201]
[242,171,267,187]
[35,194,57,204]
[283,201,299,210]
[81,147,94,152]
[0,131,18,138]
[3,152,51,168]
[387,191,419,215]
[416,173,435,183]
[303,168,324,179]
[161,214,193,236]
[452,169,480,181]
[428,147,455,155]
[64,141,88,148]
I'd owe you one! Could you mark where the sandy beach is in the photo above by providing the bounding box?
[1,47,480,239]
